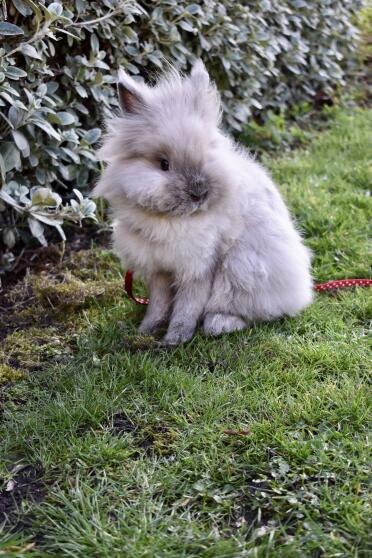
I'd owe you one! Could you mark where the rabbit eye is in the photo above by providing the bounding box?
[160,158,169,171]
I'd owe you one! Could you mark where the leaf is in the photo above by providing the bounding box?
[30,187,62,207]
[0,189,23,210]
[20,43,43,60]
[49,112,76,125]
[29,153,39,167]
[79,149,96,161]
[61,147,80,164]
[94,60,110,70]
[222,58,231,71]
[5,66,28,80]
[31,119,61,141]
[8,106,23,128]
[12,0,33,16]
[12,130,30,157]
[76,85,88,98]
[31,212,63,227]
[73,188,84,203]
[1,183,28,212]
[192,480,208,493]
[147,54,163,68]
[59,164,77,181]
[178,21,194,33]
[83,128,101,144]
[46,81,59,94]
[55,224,66,241]
[3,228,16,249]
[27,216,47,246]
[251,99,263,110]
[37,83,48,96]
[76,167,89,188]
[0,92,16,105]
[90,33,100,53]
[47,2,63,18]
[199,35,211,50]
[278,459,290,475]
[122,26,137,41]
[0,142,21,172]
[36,168,46,185]
[186,4,202,15]
[81,200,96,218]
[0,22,24,36]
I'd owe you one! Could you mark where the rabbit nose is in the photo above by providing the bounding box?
[189,181,208,202]
[190,190,208,202]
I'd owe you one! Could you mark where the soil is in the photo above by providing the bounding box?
[109,412,138,436]
[1,226,111,291]
[0,464,46,530]
[0,227,111,343]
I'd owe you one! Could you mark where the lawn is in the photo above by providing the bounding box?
[0,107,371,557]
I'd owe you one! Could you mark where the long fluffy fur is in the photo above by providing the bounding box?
[94,61,313,344]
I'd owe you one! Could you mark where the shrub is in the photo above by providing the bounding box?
[0,0,363,267]
[358,4,372,63]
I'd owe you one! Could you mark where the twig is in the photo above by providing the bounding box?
[67,8,121,28]
[223,429,251,436]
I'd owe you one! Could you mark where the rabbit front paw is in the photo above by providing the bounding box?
[162,322,196,345]
[138,318,165,336]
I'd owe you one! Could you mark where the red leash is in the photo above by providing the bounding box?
[314,278,372,292]
[124,270,149,305]
[124,270,371,305]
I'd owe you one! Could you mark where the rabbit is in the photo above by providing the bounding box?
[93,61,313,345]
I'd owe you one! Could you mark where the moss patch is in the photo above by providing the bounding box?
[0,248,126,388]
[0,327,72,372]
[65,249,121,281]
[34,272,106,310]
[0,365,25,385]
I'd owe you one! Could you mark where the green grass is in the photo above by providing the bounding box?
[0,108,371,557]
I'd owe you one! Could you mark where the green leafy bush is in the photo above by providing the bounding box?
[0,0,363,266]
[358,4,372,62]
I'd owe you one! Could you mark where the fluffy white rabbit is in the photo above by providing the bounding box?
[94,61,313,344]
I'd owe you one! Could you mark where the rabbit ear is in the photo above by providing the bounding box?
[117,69,146,114]
[190,59,209,88]
[189,60,220,123]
